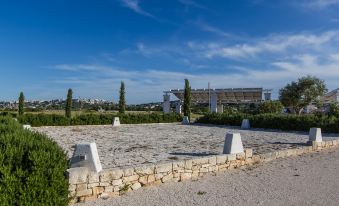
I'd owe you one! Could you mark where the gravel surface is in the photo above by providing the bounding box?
[34,123,339,169]
[76,148,339,206]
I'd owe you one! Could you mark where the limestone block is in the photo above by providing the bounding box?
[71,142,102,173]
[22,124,31,130]
[122,174,139,183]
[208,156,217,165]
[182,116,190,125]
[185,160,192,169]
[227,154,237,161]
[138,176,148,185]
[123,167,135,177]
[100,169,123,182]
[112,179,123,186]
[245,149,253,159]
[173,161,185,170]
[99,182,110,187]
[67,167,89,184]
[161,173,173,183]
[76,189,93,197]
[76,183,87,191]
[236,152,246,160]
[216,155,228,164]
[147,174,156,183]
[241,119,250,130]
[155,162,173,173]
[223,133,244,154]
[88,171,99,183]
[131,182,142,190]
[309,128,322,143]
[135,165,155,176]
[112,117,120,127]
[105,186,113,192]
[88,183,99,188]
[192,157,209,165]
[92,186,105,196]
[180,173,192,181]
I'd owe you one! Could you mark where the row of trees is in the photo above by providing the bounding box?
[17,81,127,117]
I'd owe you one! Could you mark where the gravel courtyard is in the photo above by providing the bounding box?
[34,123,339,169]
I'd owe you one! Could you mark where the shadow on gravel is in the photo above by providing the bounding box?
[169,152,218,157]
[269,141,309,146]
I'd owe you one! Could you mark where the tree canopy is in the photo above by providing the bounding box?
[279,76,327,114]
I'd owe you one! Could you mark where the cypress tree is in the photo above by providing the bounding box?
[119,81,126,114]
[18,92,25,116]
[65,88,72,118]
[183,79,191,120]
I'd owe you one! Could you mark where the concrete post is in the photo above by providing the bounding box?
[223,133,244,154]
[112,117,120,127]
[182,116,190,125]
[309,128,322,143]
[210,93,218,113]
[176,101,182,114]
[70,142,102,173]
[241,119,250,129]
[163,93,171,114]
[23,125,31,130]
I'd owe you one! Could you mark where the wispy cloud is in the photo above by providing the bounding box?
[195,20,231,38]
[120,0,153,17]
[297,0,339,9]
[44,29,339,103]
[192,31,339,59]
[178,0,208,10]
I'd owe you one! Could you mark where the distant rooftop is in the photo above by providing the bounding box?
[164,88,270,103]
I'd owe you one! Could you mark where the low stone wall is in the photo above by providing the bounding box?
[67,140,339,203]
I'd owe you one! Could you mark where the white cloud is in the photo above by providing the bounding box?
[45,30,339,103]
[197,31,339,59]
[120,0,153,17]
[308,0,339,8]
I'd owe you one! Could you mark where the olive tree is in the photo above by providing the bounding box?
[279,76,327,114]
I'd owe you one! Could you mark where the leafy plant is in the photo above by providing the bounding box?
[0,116,69,205]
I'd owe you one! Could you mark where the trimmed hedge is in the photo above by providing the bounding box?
[196,113,339,133]
[0,116,69,205]
[16,113,182,127]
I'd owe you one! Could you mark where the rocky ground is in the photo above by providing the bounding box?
[34,123,339,169]
[75,148,339,206]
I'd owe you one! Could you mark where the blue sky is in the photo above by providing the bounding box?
[1,0,339,103]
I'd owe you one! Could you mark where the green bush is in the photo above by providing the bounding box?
[17,113,182,127]
[196,113,339,133]
[258,100,284,114]
[329,103,339,118]
[0,116,69,205]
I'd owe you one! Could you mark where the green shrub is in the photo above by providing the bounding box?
[196,113,339,133]
[258,100,284,114]
[17,113,182,127]
[329,103,339,118]
[0,116,69,205]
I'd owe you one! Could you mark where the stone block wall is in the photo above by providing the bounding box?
[67,140,339,203]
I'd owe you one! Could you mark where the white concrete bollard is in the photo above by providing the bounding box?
[182,116,190,125]
[223,133,244,154]
[22,124,31,130]
[241,119,250,129]
[112,117,121,127]
[309,128,322,143]
[70,142,102,173]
